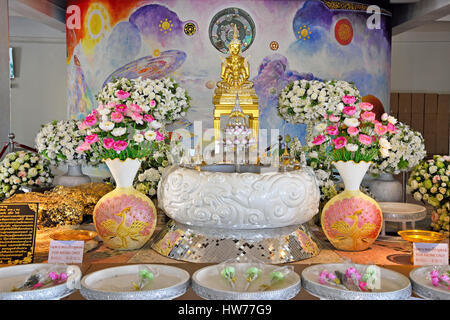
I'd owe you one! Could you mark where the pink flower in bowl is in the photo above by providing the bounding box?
[116,90,130,100]
[332,136,347,149]
[347,127,359,136]
[343,106,357,116]
[342,96,356,105]
[326,125,339,136]
[113,140,128,152]
[360,102,374,111]
[358,134,373,145]
[103,138,115,150]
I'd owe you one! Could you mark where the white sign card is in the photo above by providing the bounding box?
[413,242,449,266]
[48,240,84,264]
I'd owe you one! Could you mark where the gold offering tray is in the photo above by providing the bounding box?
[398,230,445,243]
[50,230,98,242]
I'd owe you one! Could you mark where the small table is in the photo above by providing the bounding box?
[378,202,427,237]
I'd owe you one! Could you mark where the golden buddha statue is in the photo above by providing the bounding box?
[213,25,259,145]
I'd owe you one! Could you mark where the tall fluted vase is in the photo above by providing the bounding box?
[321,161,383,251]
[93,158,157,250]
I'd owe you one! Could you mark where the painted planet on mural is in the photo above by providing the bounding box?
[102,50,186,87]
[362,95,385,120]
[334,18,353,46]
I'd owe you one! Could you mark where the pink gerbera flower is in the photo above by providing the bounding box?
[83,114,97,127]
[75,141,91,153]
[329,114,340,122]
[333,136,347,149]
[111,111,124,123]
[347,127,359,136]
[326,125,339,136]
[144,114,155,123]
[343,106,357,116]
[312,135,326,145]
[361,111,376,122]
[342,95,356,105]
[116,90,130,100]
[103,138,115,150]
[360,102,374,111]
[85,134,99,144]
[374,122,388,135]
[358,134,373,145]
[129,104,142,113]
[155,131,165,141]
[113,140,128,152]
[387,122,396,134]
[115,104,128,113]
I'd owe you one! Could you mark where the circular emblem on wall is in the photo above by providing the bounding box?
[184,22,197,36]
[209,7,256,54]
[269,41,279,51]
[335,18,353,46]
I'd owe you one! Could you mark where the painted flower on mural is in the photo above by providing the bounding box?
[77,77,190,161]
[35,120,100,166]
[0,151,53,200]
[96,77,191,124]
[277,79,360,125]
[306,96,399,163]
[407,155,450,235]
[370,121,426,175]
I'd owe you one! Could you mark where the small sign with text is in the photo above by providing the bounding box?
[48,240,84,264]
[413,243,448,266]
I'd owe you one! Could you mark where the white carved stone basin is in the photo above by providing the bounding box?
[157,165,320,229]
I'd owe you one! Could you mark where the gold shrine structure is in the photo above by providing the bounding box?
[213,25,259,144]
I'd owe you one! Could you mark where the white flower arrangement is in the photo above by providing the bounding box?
[407,155,450,234]
[133,130,184,199]
[370,120,426,175]
[287,135,337,202]
[0,151,53,200]
[96,77,191,124]
[278,79,360,125]
[35,120,100,166]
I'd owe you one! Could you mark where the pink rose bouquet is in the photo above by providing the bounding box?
[77,80,175,161]
[309,96,399,163]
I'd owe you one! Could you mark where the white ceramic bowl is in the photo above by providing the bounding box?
[301,263,412,300]
[80,264,190,300]
[192,262,301,300]
[409,266,450,300]
[0,264,78,300]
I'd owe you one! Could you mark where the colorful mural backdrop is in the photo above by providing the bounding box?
[67,0,391,144]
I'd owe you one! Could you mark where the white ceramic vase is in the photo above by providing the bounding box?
[321,161,383,251]
[93,158,157,250]
[53,163,91,187]
[368,173,403,202]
